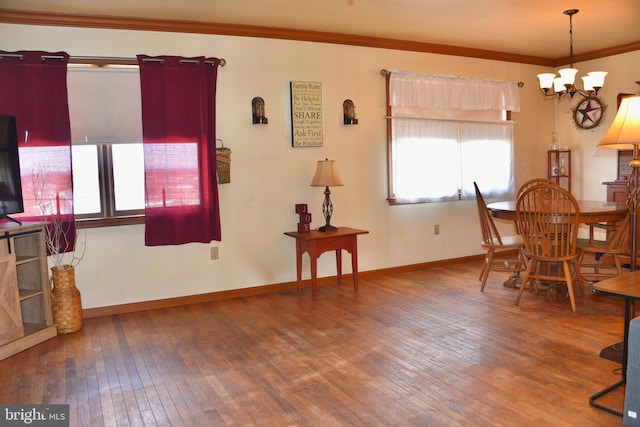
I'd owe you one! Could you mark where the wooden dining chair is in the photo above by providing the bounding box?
[474,182,526,291]
[516,178,557,197]
[513,179,558,234]
[578,211,631,282]
[515,183,584,312]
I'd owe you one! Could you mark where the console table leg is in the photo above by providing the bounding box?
[352,237,359,291]
[335,249,342,285]
[295,241,303,293]
[310,255,318,300]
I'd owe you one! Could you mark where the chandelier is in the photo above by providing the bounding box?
[537,9,607,100]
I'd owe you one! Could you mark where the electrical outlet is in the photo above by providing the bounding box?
[210,247,219,260]
[434,224,440,235]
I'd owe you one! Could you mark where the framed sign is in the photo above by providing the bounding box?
[290,81,323,147]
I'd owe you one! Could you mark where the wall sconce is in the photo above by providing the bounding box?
[343,99,358,125]
[252,97,268,124]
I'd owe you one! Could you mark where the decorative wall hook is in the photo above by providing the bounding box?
[252,97,268,124]
[343,99,358,125]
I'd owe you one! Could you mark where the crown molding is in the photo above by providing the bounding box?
[0,8,555,66]
[2,9,638,67]
[553,40,640,67]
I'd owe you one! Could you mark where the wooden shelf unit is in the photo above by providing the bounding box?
[547,149,571,192]
[0,222,56,361]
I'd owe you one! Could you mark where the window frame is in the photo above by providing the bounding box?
[67,59,146,229]
[73,143,145,229]
[384,71,518,205]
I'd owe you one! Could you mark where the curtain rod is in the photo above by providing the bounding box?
[380,68,524,87]
[385,115,515,126]
[0,53,226,67]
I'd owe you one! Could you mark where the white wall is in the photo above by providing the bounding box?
[1,23,637,309]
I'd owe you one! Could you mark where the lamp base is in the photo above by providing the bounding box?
[318,225,338,232]
[599,341,624,364]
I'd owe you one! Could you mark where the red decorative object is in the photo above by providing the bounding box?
[296,204,311,232]
[297,223,311,233]
[299,212,312,223]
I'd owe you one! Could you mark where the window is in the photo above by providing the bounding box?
[72,143,145,217]
[67,65,145,225]
[143,141,201,208]
[385,71,520,204]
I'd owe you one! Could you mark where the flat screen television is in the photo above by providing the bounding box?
[0,115,24,224]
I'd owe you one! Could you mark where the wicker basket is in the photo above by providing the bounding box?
[51,265,83,334]
[216,147,231,184]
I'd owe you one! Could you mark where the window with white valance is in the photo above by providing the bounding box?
[385,70,520,204]
[389,71,520,111]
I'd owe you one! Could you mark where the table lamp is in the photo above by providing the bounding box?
[597,93,640,271]
[310,159,343,232]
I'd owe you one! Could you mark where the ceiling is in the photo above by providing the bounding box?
[2,0,640,61]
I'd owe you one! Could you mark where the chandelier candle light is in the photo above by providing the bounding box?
[537,9,607,100]
[310,159,344,232]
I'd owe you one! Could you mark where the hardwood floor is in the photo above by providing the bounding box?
[0,260,627,426]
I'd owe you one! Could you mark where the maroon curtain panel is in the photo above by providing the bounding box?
[137,55,222,246]
[0,50,76,254]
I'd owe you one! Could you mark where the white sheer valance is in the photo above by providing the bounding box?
[389,70,520,112]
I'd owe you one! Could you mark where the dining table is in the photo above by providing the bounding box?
[485,199,628,289]
[486,199,628,224]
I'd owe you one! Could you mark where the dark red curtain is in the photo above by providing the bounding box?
[0,50,75,253]
[137,55,222,246]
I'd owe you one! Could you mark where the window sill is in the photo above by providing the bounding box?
[76,215,145,229]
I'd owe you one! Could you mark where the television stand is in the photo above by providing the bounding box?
[0,215,22,225]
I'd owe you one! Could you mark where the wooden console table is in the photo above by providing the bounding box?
[284,227,369,299]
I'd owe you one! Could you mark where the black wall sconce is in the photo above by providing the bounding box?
[252,97,268,124]
[343,99,358,125]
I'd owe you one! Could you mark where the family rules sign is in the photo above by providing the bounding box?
[290,81,323,147]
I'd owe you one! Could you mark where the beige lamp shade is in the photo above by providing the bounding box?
[598,94,640,150]
[310,159,344,187]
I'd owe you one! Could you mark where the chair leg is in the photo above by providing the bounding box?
[480,249,495,292]
[577,250,586,282]
[518,248,528,271]
[479,257,486,281]
[515,259,535,306]
[573,258,585,297]
[569,258,580,296]
[563,261,577,312]
[613,255,623,275]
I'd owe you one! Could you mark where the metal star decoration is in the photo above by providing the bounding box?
[578,98,600,125]
[572,97,605,130]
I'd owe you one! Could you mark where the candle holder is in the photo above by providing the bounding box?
[343,99,358,125]
[252,97,268,124]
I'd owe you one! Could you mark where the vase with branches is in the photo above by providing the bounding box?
[33,168,86,333]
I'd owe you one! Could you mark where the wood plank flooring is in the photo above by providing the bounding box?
[0,260,628,426]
